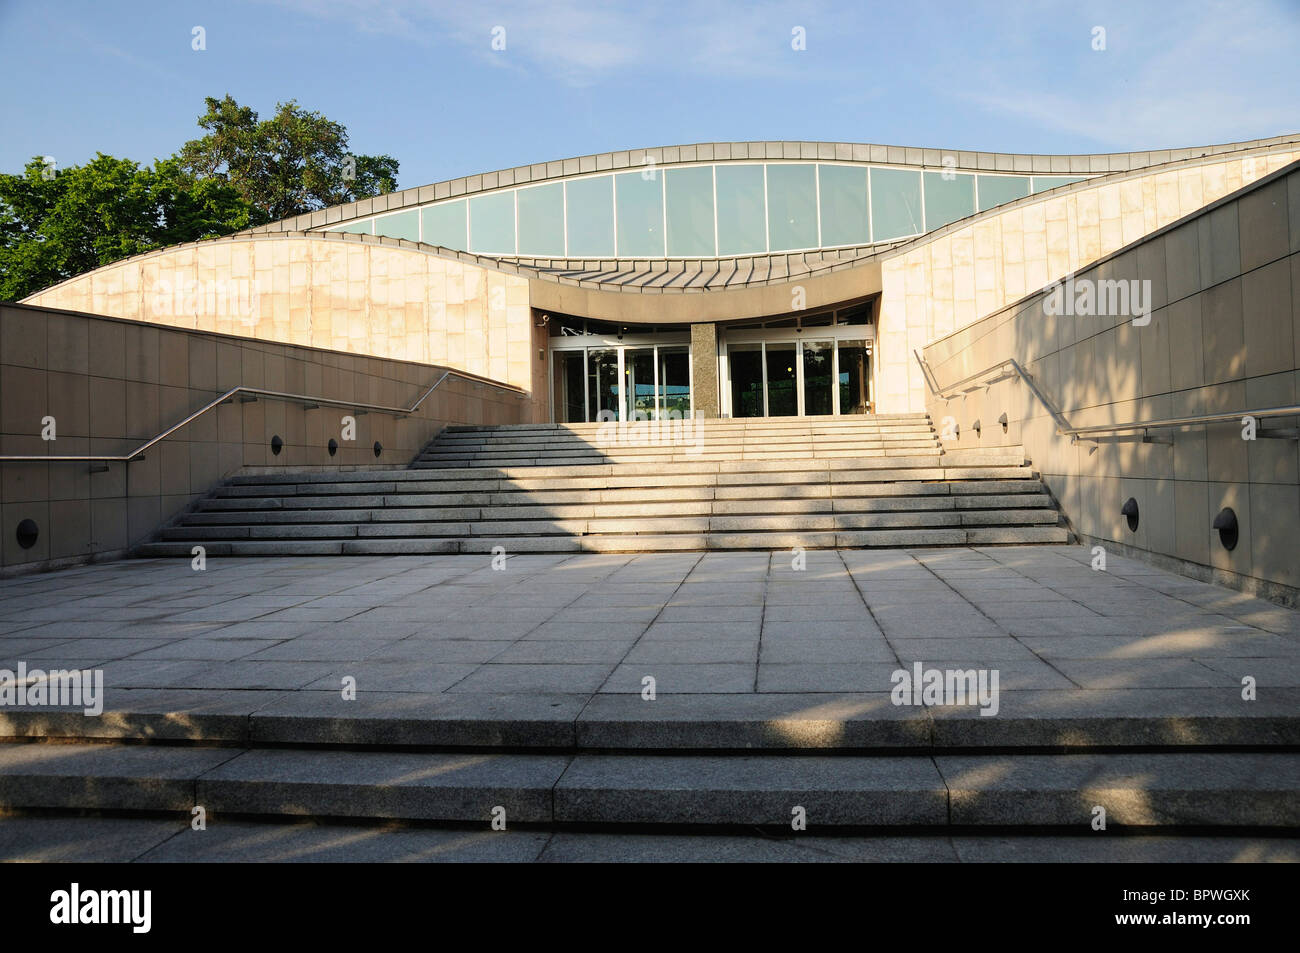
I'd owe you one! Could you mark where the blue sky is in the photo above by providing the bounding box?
[2,0,1297,189]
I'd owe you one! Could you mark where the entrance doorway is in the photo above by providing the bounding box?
[721,330,874,417]
[550,329,693,423]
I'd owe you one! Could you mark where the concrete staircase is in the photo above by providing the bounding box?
[139,415,1067,556]
[2,693,1295,832]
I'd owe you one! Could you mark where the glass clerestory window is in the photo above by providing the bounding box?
[348,162,1084,257]
[517,183,565,256]
[615,171,665,257]
[665,166,715,257]
[565,175,615,257]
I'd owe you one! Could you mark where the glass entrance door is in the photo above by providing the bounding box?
[587,348,621,421]
[550,341,693,422]
[801,339,834,416]
[657,346,691,418]
[723,334,874,418]
[729,343,764,417]
[837,339,872,414]
[624,348,656,419]
[765,344,798,416]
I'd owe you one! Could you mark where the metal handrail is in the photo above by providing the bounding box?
[914,350,1300,441]
[0,369,526,463]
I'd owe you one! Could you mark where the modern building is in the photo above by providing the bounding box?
[5,136,1300,603]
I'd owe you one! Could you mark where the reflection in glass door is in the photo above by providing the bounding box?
[625,348,656,419]
[553,351,587,422]
[729,343,764,417]
[587,348,621,421]
[551,341,693,422]
[657,346,691,418]
[765,344,798,416]
[801,340,834,416]
[724,335,873,418]
[838,340,872,414]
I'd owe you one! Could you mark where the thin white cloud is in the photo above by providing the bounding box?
[264,0,837,85]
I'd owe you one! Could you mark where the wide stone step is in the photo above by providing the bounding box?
[139,524,1070,556]
[8,689,1296,751]
[163,508,1061,540]
[1,743,1293,828]
[181,492,1055,525]
[147,414,1065,555]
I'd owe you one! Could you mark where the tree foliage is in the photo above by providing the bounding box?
[1,96,400,300]
[178,95,399,221]
[0,155,254,301]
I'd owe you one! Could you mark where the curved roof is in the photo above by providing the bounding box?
[242,135,1300,251]
[27,135,1300,310]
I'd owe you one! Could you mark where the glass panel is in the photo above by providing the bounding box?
[373,210,418,240]
[870,167,923,240]
[517,183,565,256]
[923,171,975,229]
[469,191,515,254]
[566,176,615,257]
[615,172,664,257]
[715,165,767,255]
[818,165,869,246]
[330,219,373,234]
[587,348,621,421]
[728,343,765,418]
[766,164,818,251]
[837,340,872,415]
[665,167,715,257]
[801,340,834,416]
[836,301,873,325]
[657,346,691,419]
[625,348,657,420]
[553,350,587,422]
[765,344,798,417]
[421,200,467,250]
[977,174,1030,211]
[1031,175,1085,194]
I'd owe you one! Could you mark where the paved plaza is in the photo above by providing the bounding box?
[2,544,1299,862]
[3,545,1297,702]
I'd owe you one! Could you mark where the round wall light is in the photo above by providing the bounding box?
[15,518,38,550]
[1121,497,1139,532]
[271,435,284,456]
[1212,507,1239,551]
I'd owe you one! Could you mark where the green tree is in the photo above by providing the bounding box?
[178,95,399,221]
[0,154,254,301]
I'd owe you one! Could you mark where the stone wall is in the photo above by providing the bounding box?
[879,146,1300,414]
[922,162,1300,603]
[0,304,529,573]
[21,235,543,421]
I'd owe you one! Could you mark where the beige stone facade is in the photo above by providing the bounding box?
[922,163,1300,601]
[23,236,541,403]
[876,148,1300,414]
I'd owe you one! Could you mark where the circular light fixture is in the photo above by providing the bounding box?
[1212,507,1239,551]
[1121,497,1139,532]
[15,518,38,550]
[328,438,338,457]
[271,435,283,456]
